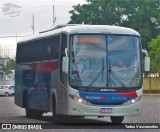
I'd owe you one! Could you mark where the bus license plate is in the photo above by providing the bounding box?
[101,108,112,113]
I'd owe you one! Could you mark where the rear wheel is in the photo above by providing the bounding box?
[25,108,43,118]
[5,92,9,97]
[26,109,34,118]
[110,116,124,124]
[34,111,43,118]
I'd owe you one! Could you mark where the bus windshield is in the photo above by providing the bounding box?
[69,34,142,90]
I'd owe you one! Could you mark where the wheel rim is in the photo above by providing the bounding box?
[5,93,9,96]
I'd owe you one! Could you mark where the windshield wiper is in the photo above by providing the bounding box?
[89,58,104,87]
[108,60,128,91]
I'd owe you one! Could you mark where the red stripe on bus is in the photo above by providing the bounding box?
[29,61,59,73]
[116,91,137,97]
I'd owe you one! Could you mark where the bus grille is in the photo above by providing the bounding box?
[90,102,124,105]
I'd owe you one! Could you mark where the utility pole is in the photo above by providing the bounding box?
[31,14,35,35]
[16,34,17,43]
[53,5,56,26]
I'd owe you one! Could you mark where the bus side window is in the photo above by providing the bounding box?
[60,33,67,86]
[16,44,21,64]
[42,37,53,61]
[50,37,54,61]
[50,35,60,60]
[34,40,40,62]
[22,43,28,64]
[54,35,60,60]
[29,41,34,63]
[46,37,51,61]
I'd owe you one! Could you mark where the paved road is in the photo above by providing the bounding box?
[0,96,159,131]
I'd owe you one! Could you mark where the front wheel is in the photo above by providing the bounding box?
[110,116,124,124]
[52,98,68,123]
[52,97,61,123]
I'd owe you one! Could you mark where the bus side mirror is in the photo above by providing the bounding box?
[62,48,68,74]
[65,48,68,57]
[62,56,68,74]
[144,57,150,71]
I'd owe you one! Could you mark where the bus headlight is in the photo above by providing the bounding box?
[68,94,91,105]
[122,96,142,106]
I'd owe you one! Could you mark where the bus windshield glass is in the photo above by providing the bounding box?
[69,34,141,89]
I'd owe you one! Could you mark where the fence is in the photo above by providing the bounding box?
[143,77,160,92]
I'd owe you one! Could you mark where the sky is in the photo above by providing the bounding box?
[0,0,87,58]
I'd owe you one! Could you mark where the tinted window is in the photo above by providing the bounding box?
[3,86,9,88]
[54,35,60,59]
[16,35,60,64]
[10,86,15,90]
[16,44,21,64]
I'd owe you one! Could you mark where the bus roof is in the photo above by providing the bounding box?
[18,24,140,44]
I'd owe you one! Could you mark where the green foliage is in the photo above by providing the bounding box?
[120,0,160,50]
[0,58,16,74]
[0,64,5,74]
[69,0,124,25]
[148,35,160,73]
[69,0,160,49]
[5,58,15,74]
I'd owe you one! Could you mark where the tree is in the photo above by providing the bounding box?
[121,0,160,49]
[69,0,123,25]
[69,0,160,49]
[0,64,5,74]
[148,35,160,73]
[0,58,15,75]
[5,58,16,74]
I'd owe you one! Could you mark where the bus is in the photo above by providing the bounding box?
[15,24,150,123]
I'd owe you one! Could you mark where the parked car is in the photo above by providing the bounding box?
[0,85,15,96]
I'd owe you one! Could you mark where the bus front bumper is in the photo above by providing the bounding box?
[67,98,142,116]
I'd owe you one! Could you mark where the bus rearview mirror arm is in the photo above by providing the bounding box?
[144,57,150,72]
[65,48,68,57]
[62,48,68,74]
[142,49,150,72]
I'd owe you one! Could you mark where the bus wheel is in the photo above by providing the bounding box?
[25,109,43,118]
[25,108,35,118]
[110,116,124,124]
[69,116,85,118]
[34,111,43,119]
[52,98,66,123]
[52,98,59,122]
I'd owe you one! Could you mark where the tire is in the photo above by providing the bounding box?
[110,116,124,124]
[69,116,85,119]
[52,97,59,122]
[26,108,34,118]
[52,97,67,123]
[5,92,9,97]
[26,109,43,118]
[34,110,43,119]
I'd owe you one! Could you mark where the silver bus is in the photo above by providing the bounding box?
[15,24,150,123]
